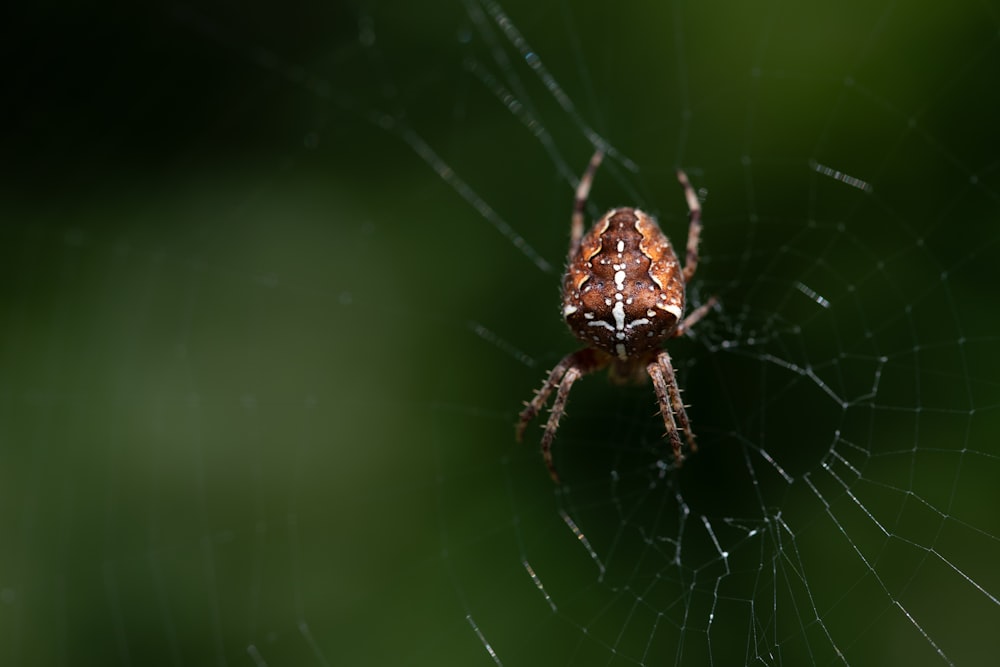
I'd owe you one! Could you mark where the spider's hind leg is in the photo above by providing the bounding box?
[673,296,717,338]
[676,169,703,284]
[570,150,605,255]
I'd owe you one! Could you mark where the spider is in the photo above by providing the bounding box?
[516,149,716,483]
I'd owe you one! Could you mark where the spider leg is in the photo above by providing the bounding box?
[647,350,697,466]
[673,295,718,338]
[517,348,609,482]
[516,355,575,443]
[676,169,702,284]
[540,366,584,483]
[570,149,605,257]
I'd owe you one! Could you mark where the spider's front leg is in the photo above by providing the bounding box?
[516,355,576,443]
[517,348,609,482]
[537,366,584,483]
[646,350,697,465]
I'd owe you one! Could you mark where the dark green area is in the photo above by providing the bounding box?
[3,1,999,665]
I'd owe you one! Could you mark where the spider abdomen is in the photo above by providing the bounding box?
[562,207,685,360]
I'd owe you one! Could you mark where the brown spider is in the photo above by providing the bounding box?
[516,149,716,483]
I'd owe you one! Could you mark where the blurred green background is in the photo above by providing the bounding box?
[3,1,1000,665]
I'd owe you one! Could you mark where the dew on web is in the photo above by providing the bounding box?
[810,160,875,193]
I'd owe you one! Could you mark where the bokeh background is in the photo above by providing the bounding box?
[4,1,999,665]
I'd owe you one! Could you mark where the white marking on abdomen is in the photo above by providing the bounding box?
[615,343,627,360]
[588,320,614,331]
[626,318,650,329]
[563,305,578,316]
[614,270,626,291]
[612,302,626,330]
[657,303,683,320]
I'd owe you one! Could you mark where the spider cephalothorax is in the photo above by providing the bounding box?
[516,150,715,482]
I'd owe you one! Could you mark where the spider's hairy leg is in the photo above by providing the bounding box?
[676,169,702,284]
[647,350,697,465]
[517,348,609,482]
[517,348,609,441]
[673,295,718,338]
[516,354,576,443]
[570,149,605,256]
[540,366,583,483]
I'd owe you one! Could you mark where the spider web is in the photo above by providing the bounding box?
[3,0,1000,665]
